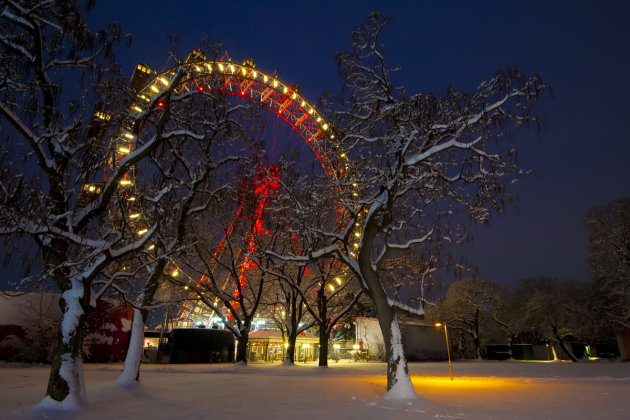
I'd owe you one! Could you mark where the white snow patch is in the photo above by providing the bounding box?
[120,317,132,332]
[84,332,114,346]
[60,278,84,345]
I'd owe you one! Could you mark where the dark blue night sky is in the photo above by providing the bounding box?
[15,0,630,288]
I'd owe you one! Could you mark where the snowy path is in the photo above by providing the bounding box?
[1,361,629,419]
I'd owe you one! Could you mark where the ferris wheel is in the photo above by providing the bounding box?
[81,48,361,328]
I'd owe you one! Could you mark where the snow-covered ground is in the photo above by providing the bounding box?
[1,360,629,419]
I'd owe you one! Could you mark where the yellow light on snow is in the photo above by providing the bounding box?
[159,77,169,86]
[150,85,159,93]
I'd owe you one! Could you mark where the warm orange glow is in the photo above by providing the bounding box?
[412,376,523,390]
[366,375,525,391]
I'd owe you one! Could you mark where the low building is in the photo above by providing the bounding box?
[354,317,448,361]
[247,329,319,362]
[0,292,132,362]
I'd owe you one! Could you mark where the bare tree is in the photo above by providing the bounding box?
[111,86,248,382]
[262,242,314,364]
[169,163,275,364]
[273,13,546,397]
[260,165,363,367]
[0,1,235,406]
[510,277,594,362]
[586,197,630,329]
[431,278,505,360]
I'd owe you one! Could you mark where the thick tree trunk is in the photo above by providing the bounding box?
[318,328,329,367]
[373,296,417,400]
[236,329,249,363]
[116,309,145,385]
[284,329,298,364]
[358,202,417,399]
[39,278,90,409]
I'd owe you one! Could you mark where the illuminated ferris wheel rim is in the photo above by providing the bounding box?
[95,52,365,326]
[125,54,349,179]
[93,51,363,275]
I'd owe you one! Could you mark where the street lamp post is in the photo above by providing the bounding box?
[435,322,453,380]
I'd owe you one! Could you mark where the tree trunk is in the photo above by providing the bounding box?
[358,206,417,399]
[473,334,482,360]
[117,258,166,384]
[551,324,578,362]
[474,310,483,360]
[39,278,90,409]
[116,308,145,385]
[283,296,299,365]
[318,327,329,367]
[284,328,298,364]
[236,328,249,363]
[374,298,417,400]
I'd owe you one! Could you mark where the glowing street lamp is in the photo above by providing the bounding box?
[435,322,453,380]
